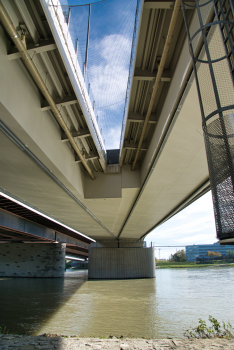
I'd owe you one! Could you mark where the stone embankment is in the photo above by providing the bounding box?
[1,335,234,350]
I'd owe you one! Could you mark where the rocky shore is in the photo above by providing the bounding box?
[1,334,234,350]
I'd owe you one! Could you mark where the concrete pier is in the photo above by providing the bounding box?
[0,243,66,277]
[88,242,155,279]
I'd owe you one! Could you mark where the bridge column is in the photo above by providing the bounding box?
[181,0,234,242]
[88,241,155,279]
[0,243,66,277]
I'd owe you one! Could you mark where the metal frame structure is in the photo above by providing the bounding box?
[181,0,234,241]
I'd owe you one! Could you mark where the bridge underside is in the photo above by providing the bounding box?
[6,0,234,253]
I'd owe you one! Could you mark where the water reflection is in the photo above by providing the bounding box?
[0,271,87,334]
[0,267,234,338]
[37,278,157,337]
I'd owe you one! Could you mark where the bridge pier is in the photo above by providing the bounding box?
[0,243,66,277]
[88,241,155,279]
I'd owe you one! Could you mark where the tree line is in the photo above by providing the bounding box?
[166,249,234,262]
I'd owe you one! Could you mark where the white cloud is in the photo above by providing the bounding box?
[104,126,122,149]
[88,34,131,109]
[146,191,217,259]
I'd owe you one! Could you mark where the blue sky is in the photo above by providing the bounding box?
[145,191,217,259]
[64,0,218,257]
[67,0,138,149]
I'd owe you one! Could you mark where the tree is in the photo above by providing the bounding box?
[207,251,216,260]
[226,250,234,261]
[169,249,186,262]
[215,251,222,258]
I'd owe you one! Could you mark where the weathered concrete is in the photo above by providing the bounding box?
[1,335,234,350]
[88,242,155,279]
[0,243,65,277]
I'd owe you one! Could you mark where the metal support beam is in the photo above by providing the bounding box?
[144,0,194,9]
[134,68,171,81]
[61,128,91,142]
[8,38,56,60]
[75,152,99,163]
[127,112,157,123]
[41,94,78,111]
[0,2,95,179]
[131,0,181,171]
[124,141,147,151]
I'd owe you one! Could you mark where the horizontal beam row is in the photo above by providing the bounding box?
[134,68,171,82]
[41,94,78,111]
[75,152,99,163]
[127,112,157,123]
[8,38,56,60]
[124,141,147,151]
[61,128,91,142]
[144,0,194,9]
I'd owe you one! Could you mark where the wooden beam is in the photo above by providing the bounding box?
[8,38,56,60]
[75,152,99,163]
[61,128,91,142]
[144,0,194,9]
[127,112,157,124]
[41,94,78,111]
[134,68,171,82]
[124,141,147,151]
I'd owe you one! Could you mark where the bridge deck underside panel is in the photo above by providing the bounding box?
[120,79,209,239]
[0,130,112,240]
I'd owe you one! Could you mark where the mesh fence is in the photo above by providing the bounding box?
[182,0,234,240]
[59,0,139,149]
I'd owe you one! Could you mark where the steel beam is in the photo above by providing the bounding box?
[75,152,99,163]
[144,0,194,9]
[127,112,157,123]
[8,38,56,60]
[61,128,91,142]
[124,141,147,151]
[41,94,78,109]
[134,68,171,81]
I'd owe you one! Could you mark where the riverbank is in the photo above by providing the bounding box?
[156,261,234,268]
[1,334,234,349]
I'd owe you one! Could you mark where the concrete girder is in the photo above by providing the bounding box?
[0,208,90,250]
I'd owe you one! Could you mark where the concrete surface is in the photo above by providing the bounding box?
[88,246,155,279]
[0,243,66,277]
[1,335,234,349]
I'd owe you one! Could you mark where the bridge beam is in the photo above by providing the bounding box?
[134,68,171,82]
[88,241,155,279]
[8,38,56,60]
[127,112,157,124]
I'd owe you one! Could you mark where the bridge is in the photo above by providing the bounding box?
[0,0,233,279]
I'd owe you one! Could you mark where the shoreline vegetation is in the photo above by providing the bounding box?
[156,261,234,268]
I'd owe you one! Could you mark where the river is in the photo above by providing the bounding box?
[0,267,233,338]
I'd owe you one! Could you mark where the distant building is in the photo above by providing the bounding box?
[186,243,234,261]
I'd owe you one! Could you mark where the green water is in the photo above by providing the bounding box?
[0,267,233,338]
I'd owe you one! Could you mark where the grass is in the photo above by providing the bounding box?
[156,260,234,268]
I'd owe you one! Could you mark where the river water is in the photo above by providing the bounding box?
[0,267,234,338]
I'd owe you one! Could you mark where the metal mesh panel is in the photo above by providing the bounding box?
[204,114,234,238]
[181,0,234,241]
